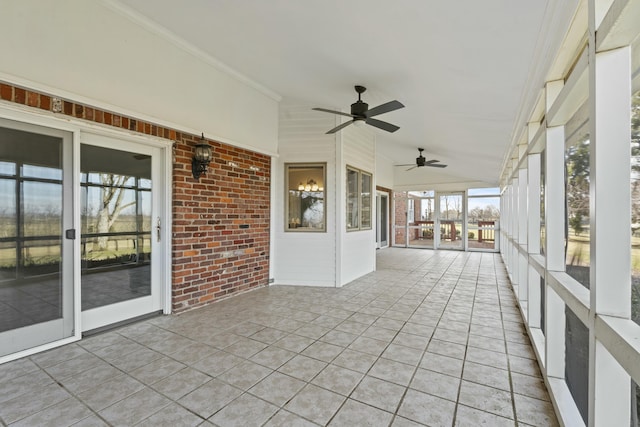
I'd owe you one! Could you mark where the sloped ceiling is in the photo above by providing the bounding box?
[115,0,577,187]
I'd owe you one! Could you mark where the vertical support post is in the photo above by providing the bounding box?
[511,178,519,295]
[518,168,528,305]
[528,153,542,326]
[545,81,566,273]
[545,79,567,380]
[587,42,631,426]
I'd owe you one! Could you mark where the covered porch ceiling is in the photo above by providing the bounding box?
[116,0,576,186]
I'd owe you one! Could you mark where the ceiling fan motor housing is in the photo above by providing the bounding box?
[351,100,368,118]
[416,155,426,166]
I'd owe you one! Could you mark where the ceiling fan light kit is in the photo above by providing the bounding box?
[313,85,404,134]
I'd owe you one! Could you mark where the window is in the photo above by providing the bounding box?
[285,163,326,232]
[347,166,372,231]
[361,171,372,229]
[630,40,640,425]
[468,188,500,250]
[565,101,590,289]
[631,79,640,328]
[541,149,546,255]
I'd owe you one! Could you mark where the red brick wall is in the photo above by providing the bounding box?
[0,81,271,313]
[394,191,407,246]
[172,136,270,311]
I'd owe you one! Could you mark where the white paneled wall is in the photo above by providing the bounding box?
[275,104,377,287]
[340,125,376,285]
[274,104,337,286]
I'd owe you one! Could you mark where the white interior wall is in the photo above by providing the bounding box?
[276,105,377,287]
[340,125,376,285]
[0,0,279,155]
[375,149,394,189]
[275,103,337,286]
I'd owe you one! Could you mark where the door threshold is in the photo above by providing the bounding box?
[82,310,163,337]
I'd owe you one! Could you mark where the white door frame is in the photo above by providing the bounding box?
[435,191,466,251]
[79,131,171,332]
[376,190,389,249]
[0,104,172,362]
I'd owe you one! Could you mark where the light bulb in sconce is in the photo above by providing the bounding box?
[298,182,304,191]
[305,184,311,191]
[319,187,324,192]
[311,183,319,191]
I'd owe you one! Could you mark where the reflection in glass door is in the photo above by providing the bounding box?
[0,120,74,357]
[80,138,162,332]
[376,192,389,248]
[437,193,464,250]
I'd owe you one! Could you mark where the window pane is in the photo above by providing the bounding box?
[0,161,15,176]
[87,173,135,187]
[632,88,640,328]
[631,39,640,426]
[468,187,500,196]
[565,307,589,424]
[361,172,372,229]
[22,164,62,181]
[0,240,16,281]
[467,196,500,250]
[139,178,152,189]
[540,276,545,335]
[347,168,359,230]
[421,198,434,221]
[22,239,61,277]
[286,164,325,231]
[0,178,17,238]
[22,181,62,237]
[565,103,590,288]
[541,149,546,255]
[394,192,408,246]
[83,185,137,233]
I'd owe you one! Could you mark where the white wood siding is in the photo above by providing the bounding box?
[274,103,337,286]
[340,126,376,285]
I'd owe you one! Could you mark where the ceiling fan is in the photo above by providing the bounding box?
[396,148,447,171]
[312,85,404,134]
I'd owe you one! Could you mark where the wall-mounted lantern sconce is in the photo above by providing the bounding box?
[192,133,212,180]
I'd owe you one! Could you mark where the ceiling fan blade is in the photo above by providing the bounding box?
[394,164,415,167]
[326,120,354,134]
[425,163,448,168]
[365,118,400,133]
[365,100,404,118]
[405,165,417,171]
[312,108,357,118]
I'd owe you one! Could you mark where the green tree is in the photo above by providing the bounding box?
[566,138,590,237]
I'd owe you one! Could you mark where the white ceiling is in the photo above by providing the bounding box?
[117,0,560,186]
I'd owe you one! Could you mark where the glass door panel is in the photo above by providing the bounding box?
[376,193,389,248]
[437,193,464,250]
[393,192,408,246]
[80,138,162,332]
[467,195,500,251]
[0,120,74,358]
[408,196,435,248]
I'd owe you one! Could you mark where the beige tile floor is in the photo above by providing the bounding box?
[0,248,559,426]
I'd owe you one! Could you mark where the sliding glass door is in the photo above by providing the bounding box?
[0,119,75,357]
[80,135,163,332]
[436,192,464,250]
